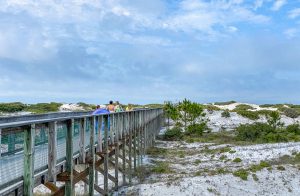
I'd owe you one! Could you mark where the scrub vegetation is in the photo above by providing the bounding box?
[0,102,62,114]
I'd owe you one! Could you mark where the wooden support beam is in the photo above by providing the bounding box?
[133,112,137,171]
[104,115,109,195]
[74,170,106,195]
[114,114,119,190]
[79,118,86,164]
[24,124,35,196]
[97,116,103,152]
[52,133,124,195]
[96,167,117,183]
[44,182,59,192]
[65,119,74,195]
[48,121,57,183]
[122,114,126,185]
[128,113,133,184]
[57,171,71,182]
[89,116,95,195]
[118,154,130,164]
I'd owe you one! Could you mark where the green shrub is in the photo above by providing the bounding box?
[185,123,207,136]
[214,101,236,105]
[146,147,168,156]
[220,155,227,160]
[277,165,285,171]
[204,105,221,112]
[267,111,284,129]
[26,102,62,113]
[0,102,26,113]
[236,123,273,142]
[252,174,259,181]
[286,124,300,135]
[260,104,276,108]
[236,110,260,120]
[233,169,249,180]
[152,162,172,173]
[164,127,183,140]
[282,108,299,119]
[234,104,254,111]
[257,110,274,117]
[249,161,271,172]
[233,158,242,163]
[77,102,96,110]
[221,110,231,118]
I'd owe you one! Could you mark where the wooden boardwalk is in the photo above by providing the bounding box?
[0,108,163,196]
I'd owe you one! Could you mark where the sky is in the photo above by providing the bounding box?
[0,0,300,104]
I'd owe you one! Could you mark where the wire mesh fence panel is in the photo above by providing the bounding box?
[0,130,25,186]
[1,132,24,156]
[34,127,49,171]
[73,121,80,155]
[85,119,90,149]
[57,124,67,161]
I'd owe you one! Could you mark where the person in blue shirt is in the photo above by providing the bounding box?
[92,105,110,134]
[93,105,110,115]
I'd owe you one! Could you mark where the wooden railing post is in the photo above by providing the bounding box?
[133,112,137,171]
[65,119,74,195]
[79,118,86,164]
[122,113,126,185]
[114,114,119,190]
[24,124,35,196]
[89,117,95,195]
[104,115,109,195]
[48,121,57,183]
[128,112,133,185]
[97,116,103,152]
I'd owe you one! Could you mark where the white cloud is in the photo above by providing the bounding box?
[288,8,300,19]
[284,28,298,38]
[254,0,264,10]
[271,0,287,11]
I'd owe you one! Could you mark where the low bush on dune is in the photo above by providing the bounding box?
[233,104,254,111]
[221,110,231,118]
[0,102,26,113]
[0,102,63,114]
[236,110,260,120]
[204,105,221,112]
[214,101,236,105]
[164,127,183,140]
[26,102,62,113]
[236,123,300,143]
[281,107,299,119]
[185,123,208,136]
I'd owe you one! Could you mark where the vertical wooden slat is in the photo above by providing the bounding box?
[24,124,35,196]
[97,116,103,152]
[137,112,141,167]
[128,113,132,185]
[79,118,86,164]
[8,133,15,152]
[89,117,95,195]
[48,121,57,183]
[65,119,74,195]
[122,113,126,185]
[133,112,137,171]
[114,114,119,190]
[104,115,109,194]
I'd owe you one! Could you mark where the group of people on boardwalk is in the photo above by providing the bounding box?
[92,101,133,115]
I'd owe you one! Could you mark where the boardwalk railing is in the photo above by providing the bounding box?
[0,108,164,196]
